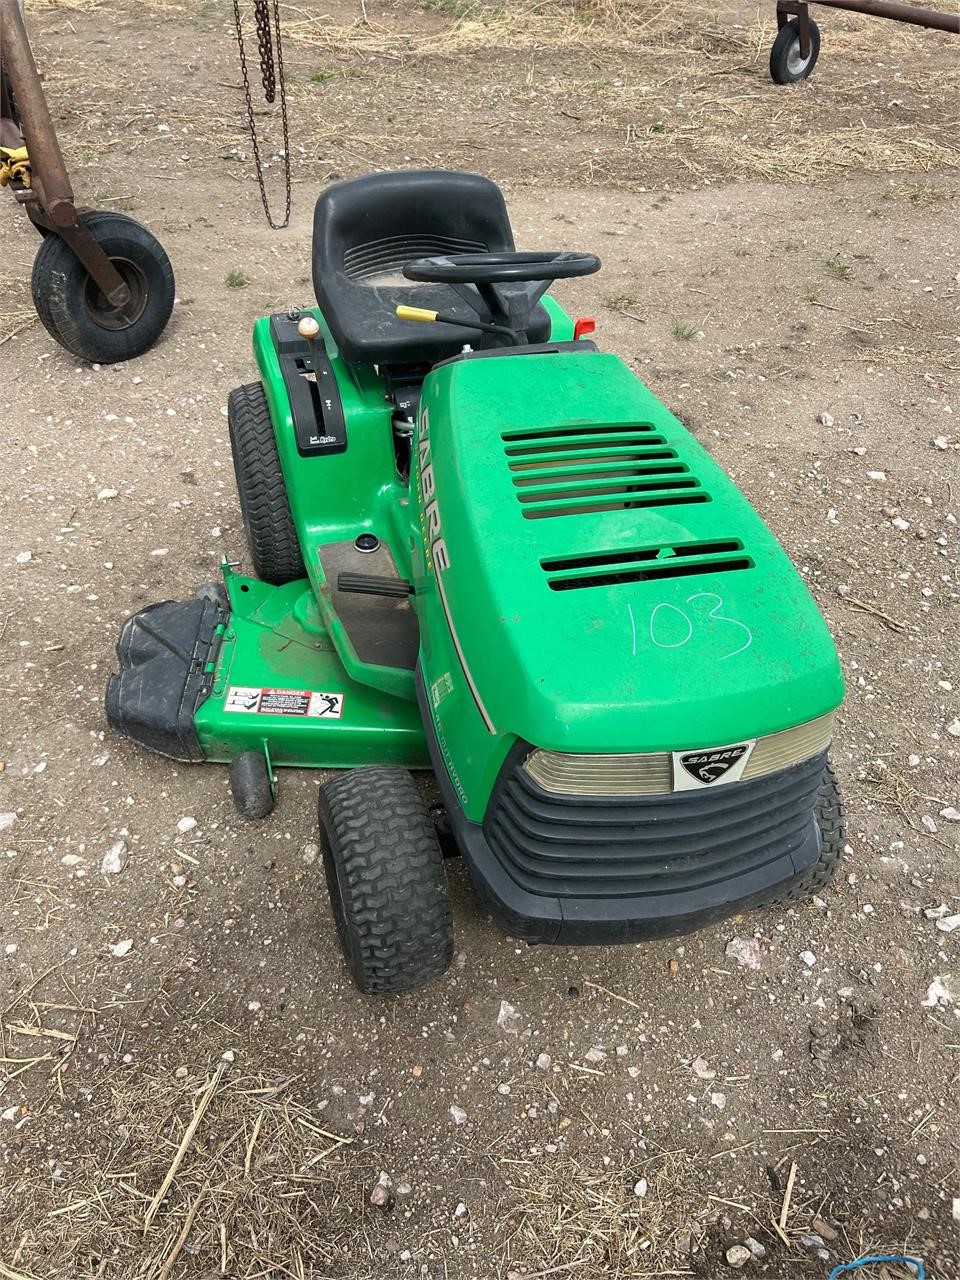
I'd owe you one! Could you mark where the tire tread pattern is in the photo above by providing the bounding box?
[755,760,845,907]
[227,382,306,584]
[319,767,454,994]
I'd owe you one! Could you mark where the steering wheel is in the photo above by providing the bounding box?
[403,250,600,285]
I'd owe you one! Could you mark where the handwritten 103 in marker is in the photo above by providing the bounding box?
[627,593,753,661]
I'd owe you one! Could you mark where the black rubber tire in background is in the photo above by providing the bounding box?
[227,382,307,585]
[769,17,821,84]
[31,211,174,362]
[318,767,454,994]
[31,249,60,339]
[755,760,845,907]
[229,751,275,820]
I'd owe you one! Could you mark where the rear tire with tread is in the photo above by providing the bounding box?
[228,382,306,585]
[318,767,454,994]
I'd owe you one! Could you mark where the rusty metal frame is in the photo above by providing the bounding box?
[776,0,960,44]
[0,0,130,306]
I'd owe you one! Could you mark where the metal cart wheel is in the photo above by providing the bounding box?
[770,16,821,83]
[30,211,174,362]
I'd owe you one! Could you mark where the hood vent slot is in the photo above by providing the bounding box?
[542,540,753,591]
[502,423,710,518]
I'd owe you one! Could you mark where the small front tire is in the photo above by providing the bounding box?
[755,761,845,907]
[195,580,229,610]
[769,17,821,85]
[318,767,454,994]
[31,211,175,362]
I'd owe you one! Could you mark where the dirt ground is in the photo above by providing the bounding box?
[1,0,959,1277]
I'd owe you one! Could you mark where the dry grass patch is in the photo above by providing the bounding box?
[496,1144,706,1276]
[282,2,960,189]
[0,1055,362,1280]
[885,181,957,204]
[28,0,191,10]
[23,0,107,9]
[285,0,673,57]
[858,343,960,372]
[0,310,37,346]
[688,129,960,184]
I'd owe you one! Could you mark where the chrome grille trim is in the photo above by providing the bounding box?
[522,712,835,797]
[743,714,834,780]
[524,751,671,796]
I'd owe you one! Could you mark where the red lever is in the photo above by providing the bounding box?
[573,317,596,341]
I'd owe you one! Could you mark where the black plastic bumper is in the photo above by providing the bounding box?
[105,598,223,762]
[417,672,825,945]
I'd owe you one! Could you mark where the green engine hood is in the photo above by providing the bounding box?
[415,350,843,755]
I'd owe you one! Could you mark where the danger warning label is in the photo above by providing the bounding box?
[225,687,344,719]
[225,686,261,713]
[306,692,345,719]
[260,688,312,716]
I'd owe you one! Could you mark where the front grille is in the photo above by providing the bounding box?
[523,712,835,796]
[483,748,827,899]
[502,423,710,519]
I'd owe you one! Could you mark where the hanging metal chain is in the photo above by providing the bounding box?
[232,0,291,230]
[254,0,275,103]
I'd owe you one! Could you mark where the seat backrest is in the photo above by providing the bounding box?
[312,170,516,292]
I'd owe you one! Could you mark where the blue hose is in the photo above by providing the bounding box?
[827,1258,924,1280]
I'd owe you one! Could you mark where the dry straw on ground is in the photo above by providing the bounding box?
[0,311,36,346]
[27,0,190,10]
[497,1144,705,1274]
[283,1,726,57]
[0,1056,360,1280]
[277,1,960,186]
[19,1,960,188]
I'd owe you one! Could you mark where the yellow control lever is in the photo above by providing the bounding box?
[395,305,438,323]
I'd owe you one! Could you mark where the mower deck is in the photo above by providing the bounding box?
[106,567,428,770]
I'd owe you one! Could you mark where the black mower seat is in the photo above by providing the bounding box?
[312,170,551,367]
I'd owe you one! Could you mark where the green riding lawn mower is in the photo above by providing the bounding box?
[106,169,846,994]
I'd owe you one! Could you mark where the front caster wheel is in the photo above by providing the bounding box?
[229,751,275,820]
[31,211,175,363]
[753,761,845,907]
[318,767,454,994]
[195,580,229,610]
[769,17,821,85]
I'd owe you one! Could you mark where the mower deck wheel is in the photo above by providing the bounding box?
[195,580,229,610]
[227,382,307,585]
[31,211,174,362]
[754,760,845,907]
[229,751,275,820]
[769,17,821,84]
[318,767,454,994]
